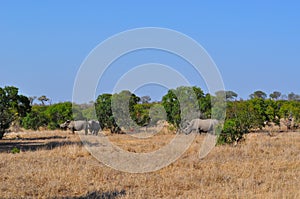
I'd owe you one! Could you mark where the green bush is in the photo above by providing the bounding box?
[217,119,245,145]
[11,147,20,154]
[21,102,74,130]
[21,107,48,130]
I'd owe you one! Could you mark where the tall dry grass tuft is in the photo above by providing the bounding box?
[0,131,299,198]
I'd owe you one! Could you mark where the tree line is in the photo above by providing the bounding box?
[1,85,300,144]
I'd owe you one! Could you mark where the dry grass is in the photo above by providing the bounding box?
[0,130,299,198]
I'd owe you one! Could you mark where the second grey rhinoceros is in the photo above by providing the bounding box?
[88,120,101,135]
[183,118,219,135]
[60,120,88,135]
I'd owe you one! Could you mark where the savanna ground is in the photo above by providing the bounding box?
[0,128,299,198]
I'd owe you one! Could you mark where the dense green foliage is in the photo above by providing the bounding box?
[0,86,31,139]
[21,102,74,130]
[2,85,300,145]
[95,91,151,133]
[217,93,300,144]
[161,86,211,127]
[21,106,48,130]
[95,94,119,133]
[21,101,99,130]
[95,90,170,133]
[111,90,140,130]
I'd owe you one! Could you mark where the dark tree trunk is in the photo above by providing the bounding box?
[0,130,4,139]
[111,126,122,134]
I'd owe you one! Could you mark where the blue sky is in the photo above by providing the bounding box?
[1,1,300,102]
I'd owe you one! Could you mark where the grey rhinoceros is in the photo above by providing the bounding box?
[183,118,219,135]
[88,120,101,135]
[60,120,88,135]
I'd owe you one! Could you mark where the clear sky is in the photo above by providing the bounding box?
[1,1,300,103]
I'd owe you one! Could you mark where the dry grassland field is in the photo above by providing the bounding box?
[0,129,299,198]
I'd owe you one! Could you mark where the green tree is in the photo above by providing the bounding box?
[38,95,49,105]
[217,119,242,144]
[264,99,281,124]
[21,102,76,130]
[249,90,267,99]
[226,90,238,101]
[193,86,212,118]
[218,101,253,144]
[44,102,74,129]
[149,103,167,125]
[215,90,237,101]
[288,92,300,101]
[95,94,120,133]
[111,90,140,131]
[199,93,212,118]
[211,93,226,121]
[247,98,268,129]
[21,106,48,130]
[162,89,180,126]
[279,100,300,123]
[132,103,151,126]
[162,86,202,127]
[269,91,281,100]
[0,86,31,139]
[80,104,97,120]
[72,103,89,120]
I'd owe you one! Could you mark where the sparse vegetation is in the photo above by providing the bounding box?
[0,131,299,198]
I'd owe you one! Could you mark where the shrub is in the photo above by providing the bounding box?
[217,119,245,145]
[11,147,20,154]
